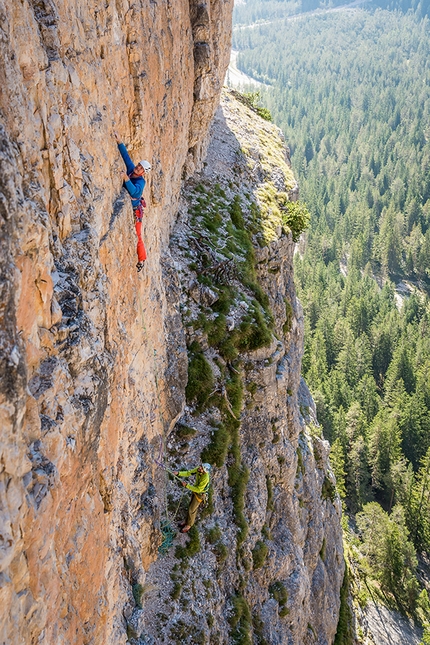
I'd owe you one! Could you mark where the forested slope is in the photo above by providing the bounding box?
[233,0,429,25]
[233,4,430,640]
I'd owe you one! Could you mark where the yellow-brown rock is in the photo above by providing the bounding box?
[0,1,233,643]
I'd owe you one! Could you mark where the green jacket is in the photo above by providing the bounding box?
[178,468,210,494]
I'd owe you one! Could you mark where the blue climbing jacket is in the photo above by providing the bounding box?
[118,143,146,209]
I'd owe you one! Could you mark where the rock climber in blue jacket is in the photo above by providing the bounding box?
[115,132,151,272]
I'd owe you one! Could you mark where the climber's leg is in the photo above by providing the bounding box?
[134,211,147,271]
[185,494,201,528]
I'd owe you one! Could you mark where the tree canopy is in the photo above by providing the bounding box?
[232,1,430,624]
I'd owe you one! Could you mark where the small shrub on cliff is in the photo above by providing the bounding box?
[282,201,310,242]
[185,342,214,411]
[201,422,229,467]
[229,594,252,645]
[321,476,336,503]
[233,90,272,122]
[334,561,355,645]
[236,304,272,352]
[269,581,289,617]
[252,540,269,569]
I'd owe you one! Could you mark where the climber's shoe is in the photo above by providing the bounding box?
[181,525,191,533]
[136,261,145,272]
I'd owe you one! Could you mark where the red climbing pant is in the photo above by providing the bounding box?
[134,207,147,262]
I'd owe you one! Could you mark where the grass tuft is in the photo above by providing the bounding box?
[269,581,289,617]
[252,540,269,569]
[185,342,214,411]
[229,594,252,645]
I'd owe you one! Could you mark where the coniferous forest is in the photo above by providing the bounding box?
[233,0,430,639]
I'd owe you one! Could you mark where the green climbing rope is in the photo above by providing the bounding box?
[158,519,176,555]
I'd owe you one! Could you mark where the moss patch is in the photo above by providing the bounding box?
[269,581,289,617]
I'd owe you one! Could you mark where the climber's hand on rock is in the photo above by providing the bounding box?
[114,131,121,143]
[122,172,129,182]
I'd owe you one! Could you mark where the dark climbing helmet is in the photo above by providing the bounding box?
[202,463,212,473]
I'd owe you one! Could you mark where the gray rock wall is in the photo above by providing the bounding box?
[139,90,344,645]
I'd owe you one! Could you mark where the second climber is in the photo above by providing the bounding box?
[174,463,212,533]
[115,131,151,272]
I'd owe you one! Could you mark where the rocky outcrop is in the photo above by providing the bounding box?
[0,1,232,643]
[139,90,344,645]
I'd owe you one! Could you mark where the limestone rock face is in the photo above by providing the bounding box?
[0,2,344,643]
[0,1,232,643]
[139,90,344,645]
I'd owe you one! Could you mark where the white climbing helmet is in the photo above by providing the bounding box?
[202,463,212,473]
[138,160,151,171]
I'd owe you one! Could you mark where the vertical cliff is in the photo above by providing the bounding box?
[0,1,233,643]
[138,90,344,645]
[0,2,343,644]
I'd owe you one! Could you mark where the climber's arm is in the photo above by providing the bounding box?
[123,177,145,200]
[117,142,135,175]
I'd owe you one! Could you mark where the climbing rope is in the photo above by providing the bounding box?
[158,519,176,555]
[158,484,187,555]
[135,276,181,555]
